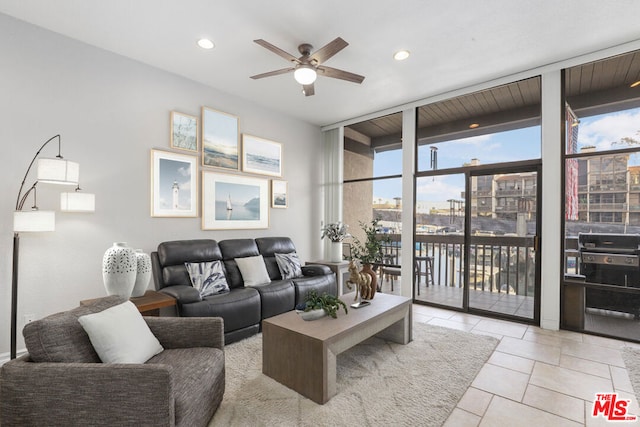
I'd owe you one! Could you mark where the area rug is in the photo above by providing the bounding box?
[209,323,498,427]
[622,347,640,401]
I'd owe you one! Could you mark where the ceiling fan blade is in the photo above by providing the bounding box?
[308,37,348,64]
[302,83,315,96]
[253,39,300,63]
[317,65,365,84]
[250,67,295,80]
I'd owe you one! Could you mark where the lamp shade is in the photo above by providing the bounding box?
[13,210,55,232]
[37,158,79,185]
[61,192,95,212]
[294,65,317,85]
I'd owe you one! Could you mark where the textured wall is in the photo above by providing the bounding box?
[343,150,373,246]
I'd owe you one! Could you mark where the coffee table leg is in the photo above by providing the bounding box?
[375,306,412,344]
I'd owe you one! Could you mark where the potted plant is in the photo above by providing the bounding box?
[296,290,348,320]
[348,218,389,265]
[347,218,390,299]
[321,221,350,262]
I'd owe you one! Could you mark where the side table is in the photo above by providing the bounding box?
[305,260,350,295]
[81,290,176,316]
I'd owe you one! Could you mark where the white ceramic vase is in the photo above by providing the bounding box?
[329,242,343,263]
[102,242,137,298]
[131,249,151,297]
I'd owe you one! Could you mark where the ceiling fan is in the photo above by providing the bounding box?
[250,37,365,96]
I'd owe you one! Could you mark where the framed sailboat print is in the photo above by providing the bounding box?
[202,171,269,230]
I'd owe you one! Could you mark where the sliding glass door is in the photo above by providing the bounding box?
[466,165,541,322]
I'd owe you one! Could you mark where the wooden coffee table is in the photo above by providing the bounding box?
[262,292,412,404]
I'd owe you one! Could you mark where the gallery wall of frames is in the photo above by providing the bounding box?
[151,106,288,230]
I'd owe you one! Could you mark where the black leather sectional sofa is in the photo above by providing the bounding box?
[151,237,336,344]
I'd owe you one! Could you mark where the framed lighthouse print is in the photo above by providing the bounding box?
[202,171,269,230]
[150,149,198,217]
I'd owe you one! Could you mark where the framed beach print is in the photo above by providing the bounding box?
[202,106,239,170]
[271,180,288,208]
[150,149,198,217]
[170,111,198,152]
[202,171,269,230]
[241,134,282,177]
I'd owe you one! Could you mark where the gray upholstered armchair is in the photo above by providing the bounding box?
[0,296,225,427]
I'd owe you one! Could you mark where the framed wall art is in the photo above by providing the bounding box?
[150,149,198,217]
[241,134,282,177]
[202,106,239,170]
[202,171,269,230]
[271,180,288,208]
[170,111,198,152]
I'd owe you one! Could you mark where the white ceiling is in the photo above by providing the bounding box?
[2,0,640,127]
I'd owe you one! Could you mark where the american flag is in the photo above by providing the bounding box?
[566,104,579,221]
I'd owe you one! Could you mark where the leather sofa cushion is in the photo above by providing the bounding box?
[157,239,222,266]
[157,240,223,288]
[180,288,261,332]
[252,280,295,319]
[292,275,336,306]
[24,296,127,363]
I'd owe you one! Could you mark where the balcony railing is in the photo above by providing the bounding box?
[577,203,628,211]
[579,184,628,192]
[377,233,536,297]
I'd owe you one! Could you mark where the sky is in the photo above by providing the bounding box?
[369,107,640,203]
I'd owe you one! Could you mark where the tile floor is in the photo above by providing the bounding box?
[411,303,640,426]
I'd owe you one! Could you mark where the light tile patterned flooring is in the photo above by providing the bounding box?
[410,303,640,426]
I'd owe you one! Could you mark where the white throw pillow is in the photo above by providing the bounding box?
[235,255,271,286]
[78,301,164,364]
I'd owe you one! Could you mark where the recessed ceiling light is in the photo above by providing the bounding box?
[631,80,640,88]
[393,50,410,61]
[469,123,480,129]
[197,38,215,50]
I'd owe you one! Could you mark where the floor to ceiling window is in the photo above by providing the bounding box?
[414,77,542,323]
[562,49,640,342]
[343,112,403,295]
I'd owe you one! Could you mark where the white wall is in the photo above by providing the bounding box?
[0,14,323,357]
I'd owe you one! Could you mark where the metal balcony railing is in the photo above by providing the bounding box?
[377,233,536,297]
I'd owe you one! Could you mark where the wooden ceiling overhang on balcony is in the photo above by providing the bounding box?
[346,51,640,154]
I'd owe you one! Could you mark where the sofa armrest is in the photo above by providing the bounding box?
[301,264,332,276]
[0,356,174,427]
[145,317,224,349]
[159,285,202,304]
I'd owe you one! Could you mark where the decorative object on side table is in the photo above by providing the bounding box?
[102,243,137,298]
[131,249,151,297]
[347,218,390,299]
[295,290,348,320]
[321,221,350,263]
[11,134,95,360]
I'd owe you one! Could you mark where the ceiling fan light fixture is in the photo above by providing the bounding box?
[393,50,410,61]
[197,38,215,50]
[294,65,317,85]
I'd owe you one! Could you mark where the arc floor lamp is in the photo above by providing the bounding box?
[11,134,94,359]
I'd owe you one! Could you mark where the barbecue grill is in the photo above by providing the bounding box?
[578,233,640,318]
